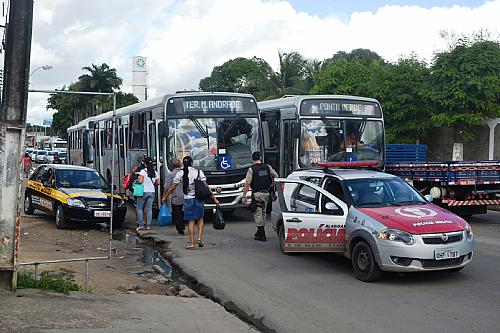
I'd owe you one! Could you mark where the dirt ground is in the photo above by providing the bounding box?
[18,208,173,295]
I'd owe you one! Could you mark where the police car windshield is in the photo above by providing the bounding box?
[56,169,108,189]
[345,177,426,208]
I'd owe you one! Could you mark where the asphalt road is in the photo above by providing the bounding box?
[151,209,500,333]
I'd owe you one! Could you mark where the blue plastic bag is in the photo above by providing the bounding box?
[158,204,172,227]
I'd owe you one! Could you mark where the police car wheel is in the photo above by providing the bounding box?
[24,195,35,215]
[55,206,69,229]
[352,241,382,282]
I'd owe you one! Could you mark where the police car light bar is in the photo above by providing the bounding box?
[318,161,380,168]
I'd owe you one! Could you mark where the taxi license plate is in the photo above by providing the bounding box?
[94,211,111,218]
[435,248,459,260]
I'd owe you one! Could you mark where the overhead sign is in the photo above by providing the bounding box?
[301,99,382,117]
[43,118,53,126]
[167,96,258,115]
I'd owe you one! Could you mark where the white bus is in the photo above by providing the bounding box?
[258,95,385,177]
[68,92,263,211]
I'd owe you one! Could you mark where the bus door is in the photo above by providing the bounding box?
[281,119,296,177]
[146,120,161,205]
[120,121,129,191]
[96,127,105,176]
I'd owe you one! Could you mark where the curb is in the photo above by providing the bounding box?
[137,232,274,333]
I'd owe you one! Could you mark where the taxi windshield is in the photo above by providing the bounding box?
[56,169,108,190]
[344,177,426,208]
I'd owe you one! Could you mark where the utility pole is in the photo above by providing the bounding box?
[0,0,34,291]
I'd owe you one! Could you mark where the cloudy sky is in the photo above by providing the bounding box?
[19,0,500,125]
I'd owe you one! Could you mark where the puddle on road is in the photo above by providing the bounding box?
[113,231,172,275]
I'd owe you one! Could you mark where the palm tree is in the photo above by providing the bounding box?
[78,63,123,115]
[79,63,123,93]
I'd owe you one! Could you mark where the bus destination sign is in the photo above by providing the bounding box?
[301,99,382,117]
[167,96,258,115]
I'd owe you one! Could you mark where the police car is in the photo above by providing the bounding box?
[271,166,474,282]
[24,165,127,229]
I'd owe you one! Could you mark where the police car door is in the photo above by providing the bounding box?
[275,178,347,252]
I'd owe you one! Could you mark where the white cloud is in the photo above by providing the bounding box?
[27,0,500,125]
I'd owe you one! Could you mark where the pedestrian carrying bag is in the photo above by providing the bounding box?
[213,207,225,230]
[122,173,133,190]
[132,181,144,197]
[195,170,212,200]
[158,204,173,227]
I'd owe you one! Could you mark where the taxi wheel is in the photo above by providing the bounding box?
[24,194,35,215]
[55,206,69,229]
[352,241,382,282]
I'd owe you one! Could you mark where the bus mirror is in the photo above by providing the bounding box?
[158,121,169,138]
[292,123,300,139]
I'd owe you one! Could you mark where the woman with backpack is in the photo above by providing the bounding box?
[136,157,159,231]
[162,156,220,249]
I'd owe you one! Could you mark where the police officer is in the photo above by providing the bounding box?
[243,151,278,241]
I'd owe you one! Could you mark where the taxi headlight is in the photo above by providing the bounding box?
[377,229,415,245]
[465,223,473,239]
[67,198,86,208]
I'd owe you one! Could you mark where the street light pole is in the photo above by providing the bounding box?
[29,65,52,77]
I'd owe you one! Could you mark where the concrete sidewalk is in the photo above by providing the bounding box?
[0,289,258,333]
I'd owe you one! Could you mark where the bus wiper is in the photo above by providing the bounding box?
[320,116,340,137]
[189,115,208,139]
[223,114,241,137]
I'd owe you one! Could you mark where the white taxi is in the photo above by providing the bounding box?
[271,167,474,282]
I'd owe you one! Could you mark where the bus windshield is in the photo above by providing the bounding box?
[168,117,261,171]
[299,119,384,166]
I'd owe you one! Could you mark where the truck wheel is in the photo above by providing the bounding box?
[55,206,69,229]
[352,241,382,282]
[24,194,35,215]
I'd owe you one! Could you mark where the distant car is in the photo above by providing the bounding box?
[272,167,474,282]
[35,150,48,163]
[58,152,67,163]
[24,164,127,229]
[46,151,58,163]
[30,150,39,160]
[25,148,34,155]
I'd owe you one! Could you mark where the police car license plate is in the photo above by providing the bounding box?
[435,248,459,260]
[94,211,111,218]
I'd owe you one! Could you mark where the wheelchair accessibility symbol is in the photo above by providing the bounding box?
[218,155,232,170]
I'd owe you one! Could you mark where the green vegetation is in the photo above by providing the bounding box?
[48,63,138,137]
[17,270,81,294]
[199,35,500,144]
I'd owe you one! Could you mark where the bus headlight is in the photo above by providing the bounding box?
[67,198,86,208]
[377,229,415,245]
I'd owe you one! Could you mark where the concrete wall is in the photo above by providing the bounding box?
[424,125,495,161]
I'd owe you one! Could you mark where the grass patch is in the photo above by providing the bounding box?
[17,269,81,294]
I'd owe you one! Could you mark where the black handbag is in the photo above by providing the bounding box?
[213,208,225,230]
[194,170,212,201]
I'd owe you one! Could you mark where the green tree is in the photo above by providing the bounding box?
[428,38,500,159]
[312,49,388,100]
[268,51,312,97]
[383,55,433,143]
[199,57,275,100]
[48,63,137,137]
